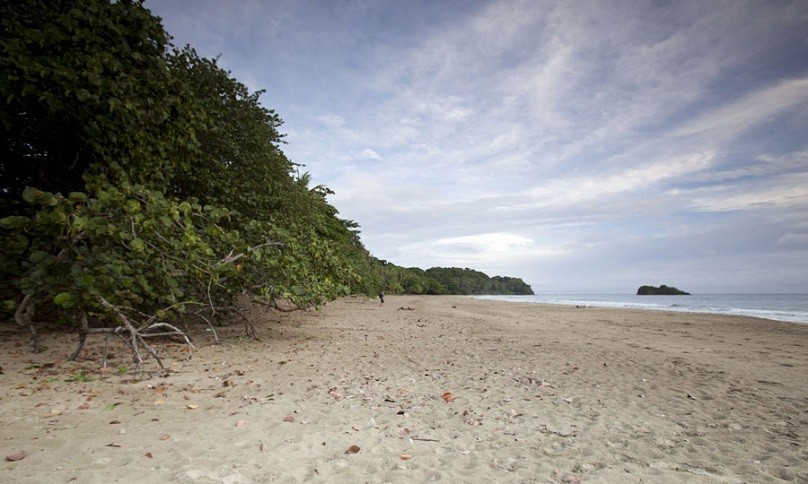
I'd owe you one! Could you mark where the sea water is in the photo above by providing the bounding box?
[474,293,808,324]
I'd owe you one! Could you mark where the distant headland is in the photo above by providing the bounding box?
[637,285,690,295]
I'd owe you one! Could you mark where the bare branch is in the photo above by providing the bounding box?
[94,297,194,370]
[217,240,284,266]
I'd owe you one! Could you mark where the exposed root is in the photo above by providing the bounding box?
[68,310,89,361]
[229,304,258,339]
[196,313,220,345]
[95,296,195,372]
[14,294,41,353]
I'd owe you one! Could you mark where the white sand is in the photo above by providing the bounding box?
[2,295,807,483]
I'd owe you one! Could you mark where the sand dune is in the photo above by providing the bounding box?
[2,295,806,482]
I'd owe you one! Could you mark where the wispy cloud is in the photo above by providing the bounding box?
[671,78,808,142]
[315,114,346,128]
[685,173,808,212]
[520,152,716,209]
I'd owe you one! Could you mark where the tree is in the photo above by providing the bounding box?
[0,0,364,367]
[0,0,189,209]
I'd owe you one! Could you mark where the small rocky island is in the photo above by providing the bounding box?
[637,285,690,295]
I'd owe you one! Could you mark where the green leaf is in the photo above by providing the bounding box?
[124,199,141,214]
[22,187,40,203]
[79,274,95,286]
[29,250,49,263]
[0,216,28,229]
[76,88,91,102]
[68,192,88,202]
[54,292,75,308]
[71,216,86,232]
[35,191,59,207]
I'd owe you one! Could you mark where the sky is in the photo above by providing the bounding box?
[145,0,808,294]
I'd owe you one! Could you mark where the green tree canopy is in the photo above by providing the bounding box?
[0,0,369,364]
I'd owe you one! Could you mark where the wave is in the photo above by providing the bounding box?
[474,294,808,324]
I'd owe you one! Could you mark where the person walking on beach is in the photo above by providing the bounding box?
[378,292,385,304]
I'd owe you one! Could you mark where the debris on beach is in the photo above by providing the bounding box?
[508,409,524,419]
[345,445,361,454]
[5,451,27,462]
[240,394,274,406]
[462,409,483,426]
[552,469,581,483]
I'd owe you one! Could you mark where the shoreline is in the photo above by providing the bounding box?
[473,293,808,325]
[2,295,806,482]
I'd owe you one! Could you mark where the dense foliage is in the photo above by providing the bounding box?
[0,0,532,364]
[371,263,533,296]
[0,0,372,358]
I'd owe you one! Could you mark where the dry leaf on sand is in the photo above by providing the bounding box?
[6,451,27,462]
[345,445,361,454]
[441,391,453,402]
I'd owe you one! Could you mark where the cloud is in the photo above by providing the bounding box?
[690,149,808,183]
[671,78,808,142]
[315,114,346,128]
[490,151,713,214]
[685,173,808,212]
[358,148,381,160]
[397,232,569,267]
[436,232,532,246]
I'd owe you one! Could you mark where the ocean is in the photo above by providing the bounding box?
[474,293,808,324]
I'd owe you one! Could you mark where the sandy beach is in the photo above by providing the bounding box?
[1,295,806,483]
